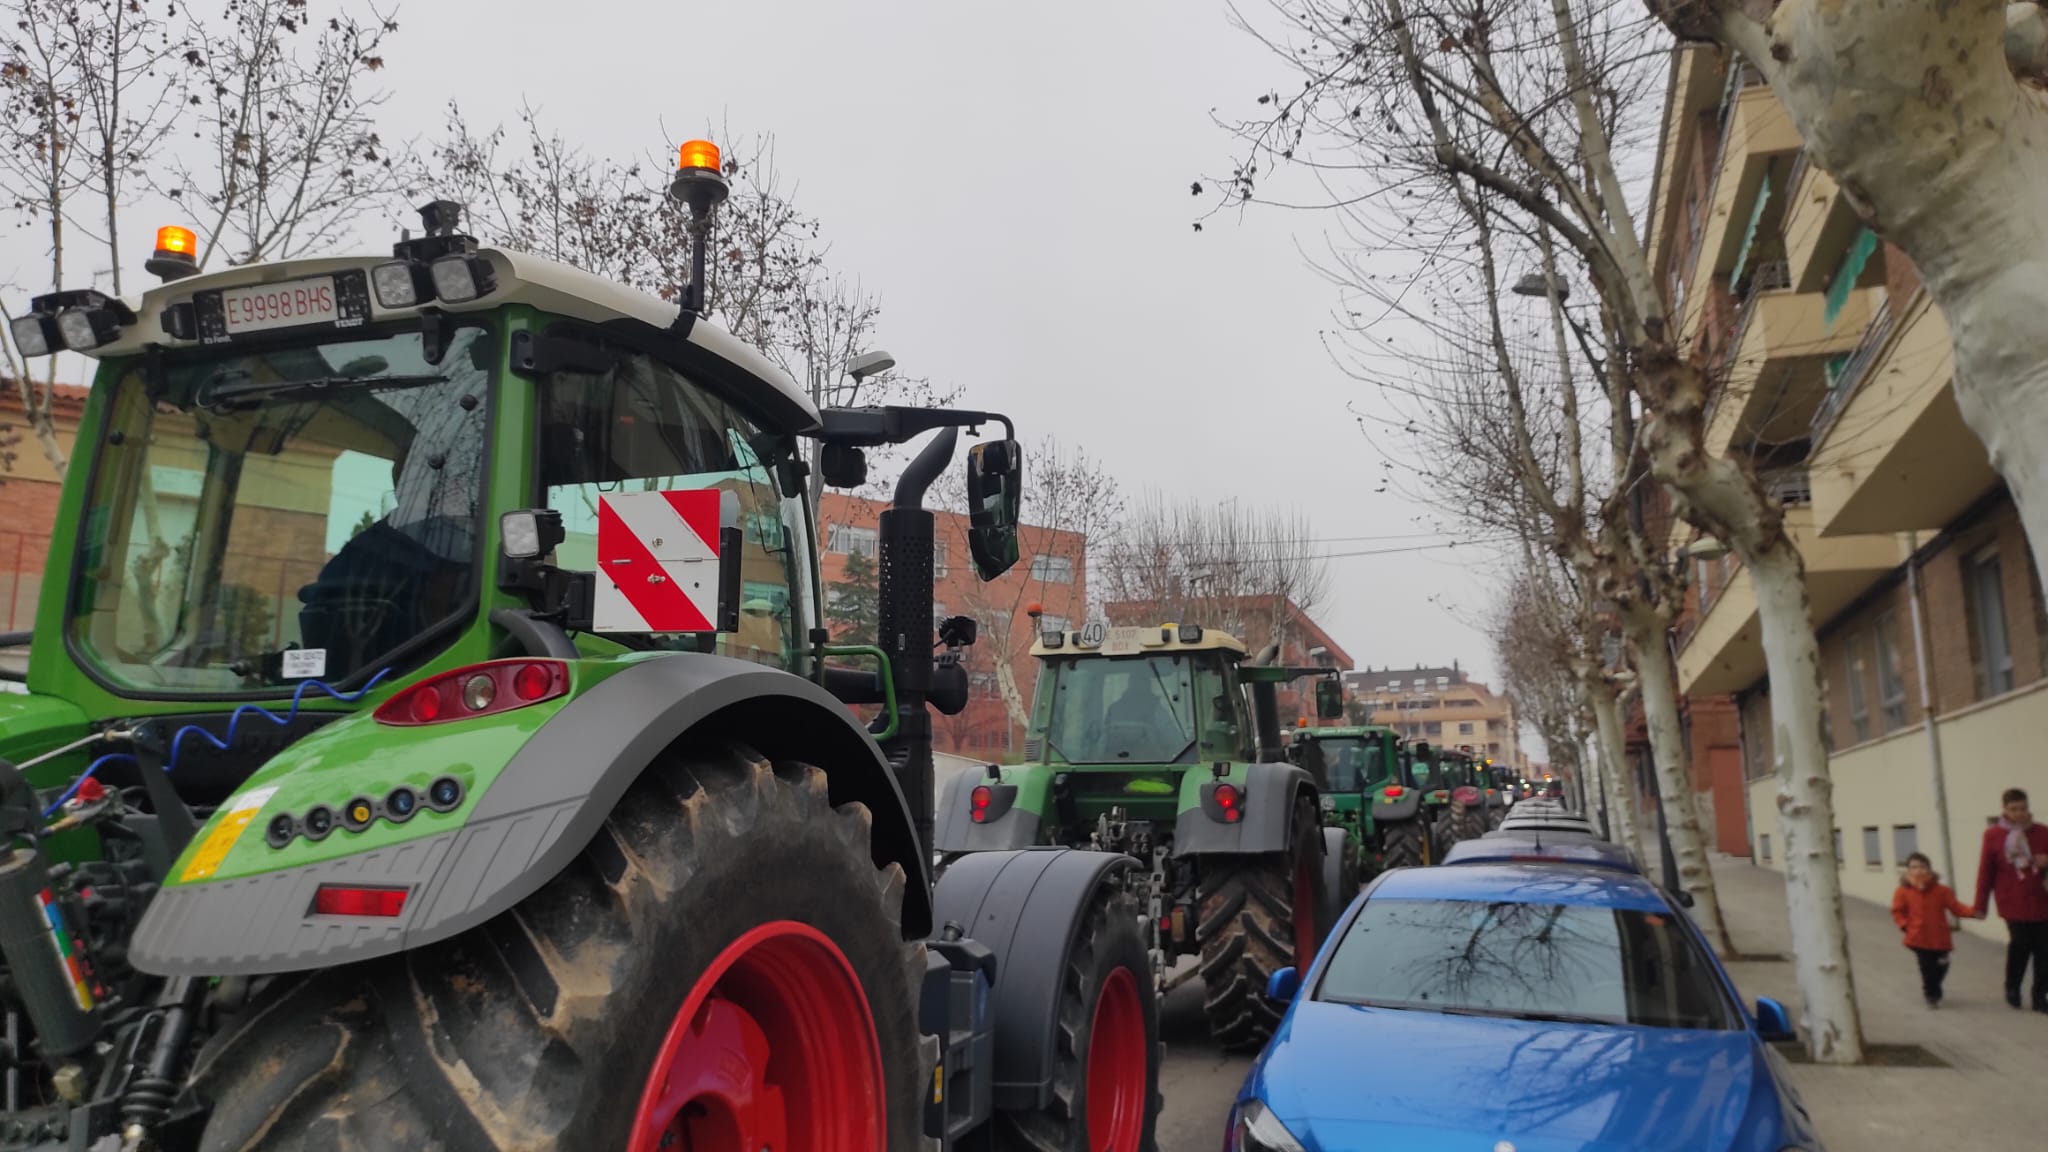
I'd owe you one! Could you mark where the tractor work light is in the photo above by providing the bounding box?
[1040,629,1065,648]
[9,314,54,357]
[145,225,200,282]
[1178,623,1203,643]
[429,253,496,303]
[371,260,425,308]
[499,509,565,560]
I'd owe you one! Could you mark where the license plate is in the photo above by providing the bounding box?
[220,276,339,334]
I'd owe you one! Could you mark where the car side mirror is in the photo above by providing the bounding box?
[964,438,1021,580]
[1264,966,1300,1003]
[1754,996,1795,1043]
[1674,889,1696,909]
[1315,678,1344,720]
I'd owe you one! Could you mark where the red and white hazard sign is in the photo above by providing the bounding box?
[593,489,729,633]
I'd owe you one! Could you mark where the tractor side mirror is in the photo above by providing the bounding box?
[820,443,868,488]
[965,438,1021,580]
[1315,678,1344,720]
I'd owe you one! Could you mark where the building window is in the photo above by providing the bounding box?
[826,523,878,558]
[933,541,949,578]
[1845,633,1872,743]
[2029,549,2048,681]
[1759,834,1771,863]
[1029,554,1074,584]
[1862,826,1882,869]
[1436,675,1449,687]
[1487,742,1501,754]
[1833,828,1844,862]
[1458,721,1474,736]
[933,601,947,629]
[1893,824,1919,863]
[1039,613,1071,633]
[1389,679,1403,689]
[1968,547,2015,698]
[1875,611,1908,733]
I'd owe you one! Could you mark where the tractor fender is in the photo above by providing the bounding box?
[1173,761,1316,856]
[131,653,931,977]
[929,848,1139,1112]
[934,766,1042,853]
[1370,790,1424,823]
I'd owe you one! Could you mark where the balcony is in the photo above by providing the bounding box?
[1678,76,1803,349]
[1808,291,2000,536]
[1676,498,1903,696]
[1781,156,1870,293]
[1704,267,1882,458]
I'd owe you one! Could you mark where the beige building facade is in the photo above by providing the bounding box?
[1343,664,1526,772]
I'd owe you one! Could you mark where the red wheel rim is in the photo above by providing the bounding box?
[1085,966,1146,1152]
[629,921,884,1152]
[1293,853,1319,966]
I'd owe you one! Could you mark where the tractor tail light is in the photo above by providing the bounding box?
[375,660,568,726]
[1216,783,1242,823]
[1383,785,1404,799]
[312,885,408,918]
[971,785,993,822]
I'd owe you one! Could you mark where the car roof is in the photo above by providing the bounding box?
[1369,861,1670,911]
[1443,831,1642,873]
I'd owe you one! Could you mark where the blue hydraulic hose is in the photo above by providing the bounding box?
[39,668,393,821]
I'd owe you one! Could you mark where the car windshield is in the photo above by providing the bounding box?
[1041,654,1197,764]
[1316,897,1736,1030]
[71,327,491,692]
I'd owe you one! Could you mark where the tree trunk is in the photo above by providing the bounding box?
[1587,676,1645,867]
[1749,541,1866,1063]
[994,659,1030,739]
[1623,609,1735,958]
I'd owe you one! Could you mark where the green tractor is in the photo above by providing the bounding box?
[1415,743,1490,857]
[935,623,1348,1050]
[1284,723,1406,880]
[0,148,1163,1151]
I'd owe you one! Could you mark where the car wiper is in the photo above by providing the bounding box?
[201,372,447,409]
[1441,1007,1617,1026]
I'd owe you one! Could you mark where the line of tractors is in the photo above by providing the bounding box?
[0,134,1527,1152]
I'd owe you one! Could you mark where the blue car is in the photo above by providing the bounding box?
[1229,863,1820,1152]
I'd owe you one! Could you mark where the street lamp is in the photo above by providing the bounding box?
[1511,271,1570,299]
[845,349,896,381]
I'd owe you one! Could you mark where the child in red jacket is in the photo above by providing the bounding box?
[1894,853,1981,1007]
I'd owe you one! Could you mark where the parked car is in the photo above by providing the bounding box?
[1443,830,1643,874]
[1228,862,1820,1152]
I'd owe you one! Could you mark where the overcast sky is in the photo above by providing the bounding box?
[14,0,1514,687]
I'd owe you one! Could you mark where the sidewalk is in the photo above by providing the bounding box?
[1707,854,2045,1150]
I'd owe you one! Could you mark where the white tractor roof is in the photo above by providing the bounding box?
[87,246,820,428]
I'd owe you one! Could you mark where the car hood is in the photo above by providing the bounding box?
[1254,1001,1777,1152]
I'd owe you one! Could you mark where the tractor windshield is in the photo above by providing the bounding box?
[1040,654,1197,765]
[70,326,492,693]
[1310,736,1390,792]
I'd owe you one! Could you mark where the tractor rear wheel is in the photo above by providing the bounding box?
[194,743,926,1152]
[1194,795,1326,1051]
[992,875,1159,1152]
[1381,818,1428,869]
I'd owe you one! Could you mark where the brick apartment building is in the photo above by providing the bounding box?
[1644,44,2048,939]
[1102,595,1354,720]
[816,492,1089,758]
[0,384,86,655]
[1344,663,1528,772]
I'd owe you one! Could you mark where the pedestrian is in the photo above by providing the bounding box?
[1973,787,2048,1011]
[1892,852,1978,1008]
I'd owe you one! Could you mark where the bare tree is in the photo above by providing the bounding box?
[1098,496,1332,656]
[1221,0,1858,1058]
[165,0,412,269]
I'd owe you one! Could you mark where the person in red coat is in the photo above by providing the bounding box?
[1893,853,1980,1007]
[1973,788,2048,1011]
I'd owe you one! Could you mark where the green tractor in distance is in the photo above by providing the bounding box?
[1415,743,1490,857]
[935,622,1350,1050]
[1285,723,1408,880]
[0,148,1163,1151]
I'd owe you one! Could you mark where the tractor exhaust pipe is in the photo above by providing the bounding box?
[879,428,958,860]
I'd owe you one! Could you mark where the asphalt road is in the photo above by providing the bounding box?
[1155,961,1256,1151]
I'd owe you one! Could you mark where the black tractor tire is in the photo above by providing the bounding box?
[992,876,1161,1152]
[1194,795,1327,1051]
[1381,818,1429,869]
[193,742,927,1152]
[1318,827,1359,932]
